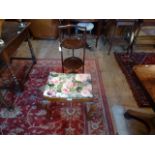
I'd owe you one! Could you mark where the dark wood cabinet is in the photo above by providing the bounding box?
[27,19,59,39]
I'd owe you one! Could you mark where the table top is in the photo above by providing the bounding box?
[43,72,93,102]
[133,64,155,104]
[0,21,30,54]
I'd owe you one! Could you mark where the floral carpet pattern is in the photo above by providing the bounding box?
[114,52,155,107]
[0,59,114,135]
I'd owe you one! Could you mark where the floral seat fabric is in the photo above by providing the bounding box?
[43,72,93,100]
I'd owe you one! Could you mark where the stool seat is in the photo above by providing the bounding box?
[43,72,93,101]
[77,22,94,32]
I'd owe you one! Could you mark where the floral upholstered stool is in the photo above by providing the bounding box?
[43,72,95,118]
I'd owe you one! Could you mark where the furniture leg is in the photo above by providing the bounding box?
[0,90,14,109]
[6,63,23,92]
[96,37,99,48]
[0,91,7,106]
[27,37,36,64]
[108,43,112,55]
[82,47,85,73]
[86,104,97,120]
[59,45,64,73]
[124,109,155,134]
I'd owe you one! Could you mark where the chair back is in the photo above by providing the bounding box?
[111,20,138,41]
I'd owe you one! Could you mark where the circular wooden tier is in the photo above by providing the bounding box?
[63,57,83,70]
[61,38,85,49]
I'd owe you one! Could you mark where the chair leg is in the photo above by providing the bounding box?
[60,48,64,73]
[82,65,84,73]
[95,37,99,48]
[83,46,85,73]
[62,66,64,73]
[127,45,133,56]
[129,45,133,56]
[108,43,112,55]
[75,28,78,34]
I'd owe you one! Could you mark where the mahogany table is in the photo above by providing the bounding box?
[0,21,36,107]
[124,65,155,134]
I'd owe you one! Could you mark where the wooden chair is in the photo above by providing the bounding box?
[58,24,86,73]
[75,19,101,48]
[107,19,138,55]
[133,20,155,50]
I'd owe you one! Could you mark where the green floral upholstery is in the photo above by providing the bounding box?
[43,72,93,100]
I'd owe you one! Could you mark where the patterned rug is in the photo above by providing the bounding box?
[0,59,114,135]
[114,52,155,107]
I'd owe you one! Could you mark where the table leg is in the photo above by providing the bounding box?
[6,63,23,92]
[124,109,155,134]
[27,37,36,64]
[0,91,6,106]
[0,90,14,109]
